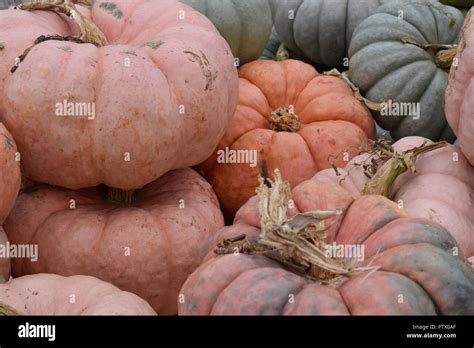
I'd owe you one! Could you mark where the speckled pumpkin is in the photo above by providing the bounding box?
[0,274,156,315]
[348,0,464,141]
[274,0,391,67]
[179,180,474,315]
[198,59,375,220]
[315,136,474,259]
[181,0,276,65]
[446,9,474,165]
[4,168,224,315]
[0,0,238,190]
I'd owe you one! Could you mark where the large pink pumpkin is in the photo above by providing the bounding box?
[4,168,224,314]
[0,274,156,315]
[446,9,474,165]
[315,136,474,259]
[0,0,238,189]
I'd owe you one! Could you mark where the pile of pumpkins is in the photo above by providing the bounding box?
[0,0,472,315]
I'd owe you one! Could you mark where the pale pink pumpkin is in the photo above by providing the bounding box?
[4,168,224,314]
[0,227,10,283]
[446,9,474,165]
[0,123,20,224]
[0,274,156,315]
[314,136,474,259]
[0,0,238,189]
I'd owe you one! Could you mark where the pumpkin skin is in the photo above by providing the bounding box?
[181,0,276,65]
[4,168,224,315]
[274,0,390,67]
[0,123,20,224]
[348,0,463,141]
[440,0,474,7]
[260,27,282,60]
[314,136,474,259]
[198,59,375,220]
[446,9,474,165]
[0,227,10,283]
[0,0,238,190]
[0,274,156,315]
[179,180,474,315]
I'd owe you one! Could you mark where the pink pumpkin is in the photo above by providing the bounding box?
[4,168,224,314]
[0,0,238,189]
[0,123,20,224]
[0,274,156,315]
[315,136,474,259]
[446,9,474,165]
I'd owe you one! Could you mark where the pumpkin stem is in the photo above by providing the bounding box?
[269,107,301,132]
[323,69,387,112]
[276,43,290,61]
[362,140,448,197]
[401,38,458,72]
[107,187,137,205]
[215,169,378,283]
[11,0,107,73]
[0,302,24,316]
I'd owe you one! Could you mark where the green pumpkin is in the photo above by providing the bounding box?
[348,0,463,141]
[274,0,393,68]
[181,0,276,65]
[440,0,474,7]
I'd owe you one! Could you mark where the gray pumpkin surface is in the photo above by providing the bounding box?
[274,0,393,67]
[260,27,282,60]
[348,0,463,141]
[181,0,276,65]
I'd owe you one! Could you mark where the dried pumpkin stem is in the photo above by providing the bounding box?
[11,0,107,73]
[276,43,290,61]
[0,302,25,316]
[362,140,448,197]
[401,38,458,71]
[107,187,137,206]
[323,69,387,112]
[269,107,301,132]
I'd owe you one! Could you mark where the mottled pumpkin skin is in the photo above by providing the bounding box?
[198,59,375,220]
[348,0,463,141]
[0,0,238,190]
[274,0,390,67]
[0,274,156,315]
[4,168,224,315]
[179,180,474,315]
[446,10,474,165]
[182,0,276,65]
[315,136,474,259]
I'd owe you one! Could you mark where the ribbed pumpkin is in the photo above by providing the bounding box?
[4,168,224,315]
[348,0,463,141]
[0,0,238,190]
[315,136,474,260]
[274,0,390,67]
[198,59,375,220]
[0,274,156,315]
[446,9,474,165]
[179,177,474,315]
[181,0,276,65]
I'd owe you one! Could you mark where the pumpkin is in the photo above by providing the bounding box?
[260,27,282,60]
[348,0,464,141]
[179,174,474,315]
[274,0,391,68]
[0,227,10,283]
[181,0,276,65]
[0,0,238,190]
[446,9,474,165]
[198,59,376,220]
[0,123,20,224]
[314,136,474,259]
[4,168,224,315]
[0,273,156,315]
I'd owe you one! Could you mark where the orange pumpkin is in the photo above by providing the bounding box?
[198,59,375,220]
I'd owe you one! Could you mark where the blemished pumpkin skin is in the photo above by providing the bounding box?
[181,0,276,65]
[446,9,474,166]
[198,59,376,220]
[348,0,464,141]
[0,0,238,190]
[274,0,390,68]
[4,168,224,315]
[314,136,474,259]
[179,180,474,315]
[0,274,156,315]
